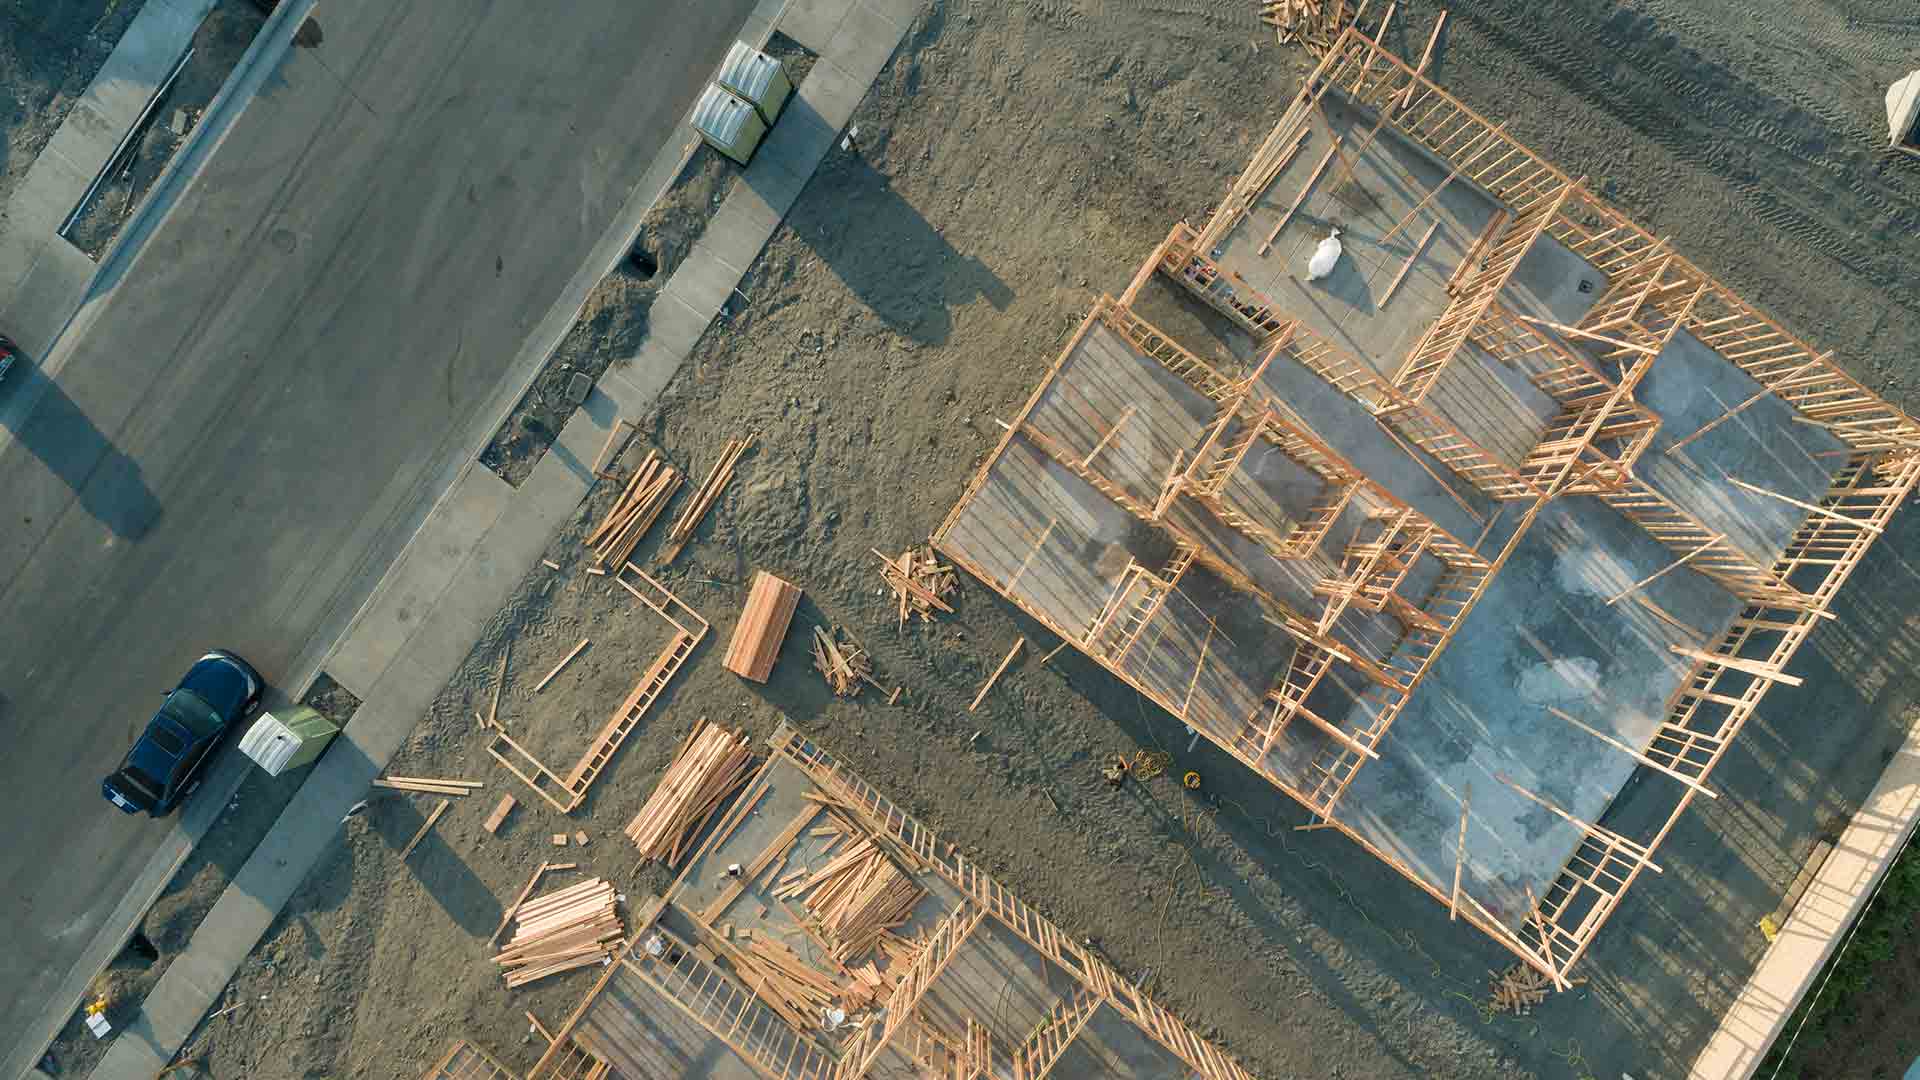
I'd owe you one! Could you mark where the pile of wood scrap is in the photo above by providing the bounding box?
[723,571,801,683]
[494,878,623,988]
[810,626,875,697]
[660,435,754,564]
[875,546,957,626]
[1488,964,1552,1015]
[585,450,681,570]
[776,825,926,965]
[624,720,755,864]
[732,936,845,1031]
[1259,0,1369,55]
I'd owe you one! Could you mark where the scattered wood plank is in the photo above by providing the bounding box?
[659,435,754,564]
[788,830,927,966]
[373,777,480,796]
[968,636,1025,712]
[400,799,452,859]
[533,638,591,693]
[483,795,516,835]
[723,571,802,682]
[552,834,569,847]
[624,720,756,865]
[574,831,589,846]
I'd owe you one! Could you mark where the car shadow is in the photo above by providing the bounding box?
[0,348,161,539]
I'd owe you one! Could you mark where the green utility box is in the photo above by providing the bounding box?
[238,705,340,776]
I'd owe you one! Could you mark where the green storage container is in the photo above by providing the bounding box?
[238,705,340,776]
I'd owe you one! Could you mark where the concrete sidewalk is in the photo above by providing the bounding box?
[0,0,217,351]
[81,0,918,1076]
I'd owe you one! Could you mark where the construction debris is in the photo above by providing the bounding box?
[732,934,849,1031]
[624,720,756,865]
[659,435,754,564]
[1260,0,1367,56]
[1488,963,1582,1015]
[723,570,801,683]
[874,545,957,626]
[373,776,482,796]
[585,450,682,570]
[775,823,926,966]
[810,625,875,697]
[493,878,624,988]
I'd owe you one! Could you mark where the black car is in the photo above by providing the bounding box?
[0,335,16,382]
[102,651,263,816]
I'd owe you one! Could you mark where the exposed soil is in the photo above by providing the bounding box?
[63,0,264,259]
[100,2,1920,1080]
[0,0,144,214]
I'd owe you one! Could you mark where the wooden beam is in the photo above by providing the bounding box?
[491,863,553,947]
[1492,771,1662,873]
[1603,532,1725,606]
[483,795,516,835]
[401,799,451,859]
[487,643,510,729]
[1547,707,1717,798]
[1379,220,1438,307]
[1664,358,1822,455]
[533,638,591,693]
[1726,475,1883,535]
[1668,645,1804,687]
[1082,405,1137,468]
[1258,138,1342,256]
[969,637,1026,712]
[1517,315,1658,355]
[1449,782,1469,921]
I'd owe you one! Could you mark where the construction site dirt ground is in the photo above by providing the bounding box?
[87,2,1920,1079]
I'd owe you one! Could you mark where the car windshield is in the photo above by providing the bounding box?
[162,690,224,738]
[147,724,186,755]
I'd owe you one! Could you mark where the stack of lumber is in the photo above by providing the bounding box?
[1488,964,1552,1014]
[733,936,844,1031]
[875,546,957,627]
[493,878,623,988]
[585,450,681,570]
[659,435,754,563]
[373,776,481,796]
[811,626,874,697]
[624,720,755,864]
[776,832,926,964]
[723,571,801,682]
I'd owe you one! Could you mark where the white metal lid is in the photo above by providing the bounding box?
[1888,70,1920,146]
[692,83,753,144]
[718,41,779,101]
[238,712,300,774]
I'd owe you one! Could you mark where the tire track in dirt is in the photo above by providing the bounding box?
[1447,1,1920,302]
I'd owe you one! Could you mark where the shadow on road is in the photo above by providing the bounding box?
[792,154,1012,345]
[2,350,161,539]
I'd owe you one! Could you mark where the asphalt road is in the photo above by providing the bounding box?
[0,0,756,1060]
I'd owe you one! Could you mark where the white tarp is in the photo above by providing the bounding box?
[1888,69,1920,148]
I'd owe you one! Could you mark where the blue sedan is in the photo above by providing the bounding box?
[102,651,263,816]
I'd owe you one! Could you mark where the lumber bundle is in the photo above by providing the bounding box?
[811,626,875,698]
[659,435,754,564]
[875,545,957,627]
[775,826,926,965]
[585,450,682,570]
[624,720,756,865]
[723,571,801,683]
[494,878,624,988]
